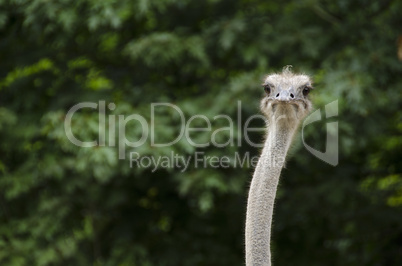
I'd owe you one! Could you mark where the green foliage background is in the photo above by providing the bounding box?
[0,0,401,265]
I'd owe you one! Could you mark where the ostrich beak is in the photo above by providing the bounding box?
[275,88,295,102]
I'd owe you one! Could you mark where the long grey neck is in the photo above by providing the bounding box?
[245,120,298,266]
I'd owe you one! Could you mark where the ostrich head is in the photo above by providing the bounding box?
[260,68,313,127]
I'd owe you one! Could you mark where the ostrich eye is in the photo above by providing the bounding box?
[263,85,271,94]
[303,86,311,96]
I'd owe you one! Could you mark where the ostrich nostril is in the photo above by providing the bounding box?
[290,93,294,99]
[275,93,280,98]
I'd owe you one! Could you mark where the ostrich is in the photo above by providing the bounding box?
[245,68,314,265]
